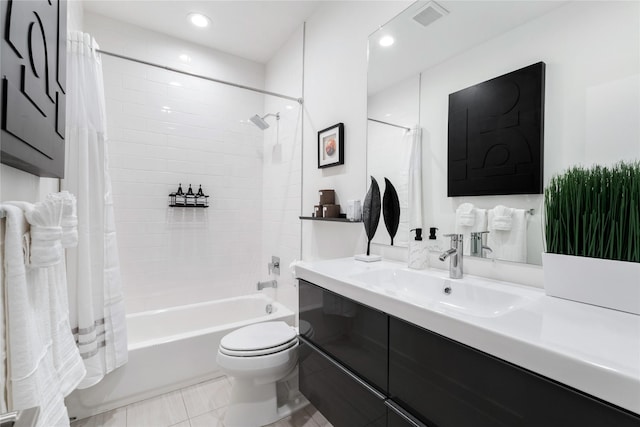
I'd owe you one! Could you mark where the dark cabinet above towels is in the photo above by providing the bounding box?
[1,0,67,177]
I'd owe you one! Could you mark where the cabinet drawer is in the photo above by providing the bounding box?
[386,400,430,427]
[299,337,387,427]
[299,280,388,392]
[389,317,640,427]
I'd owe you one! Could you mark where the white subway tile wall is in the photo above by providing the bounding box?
[103,54,268,313]
[88,12,303,314]
[96,33,262,314]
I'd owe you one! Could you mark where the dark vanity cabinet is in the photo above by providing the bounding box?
[388,317,640,427]
[299,280,425,427]
[298,279,388,393]
[1,0,67,177]
[299,339,387,427]
[298,279,640,427]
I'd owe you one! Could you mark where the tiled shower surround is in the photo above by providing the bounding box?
[89,13,302,313]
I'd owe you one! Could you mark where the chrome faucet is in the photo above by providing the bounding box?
[439,234,463,279]
[470,231,492,258]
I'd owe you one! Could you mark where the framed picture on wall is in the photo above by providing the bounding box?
[318,123,344,168]
[447,62,545,196]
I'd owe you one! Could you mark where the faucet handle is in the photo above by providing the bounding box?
[470,231,490,239]
[443,233,463,242]
[268,256,281,275]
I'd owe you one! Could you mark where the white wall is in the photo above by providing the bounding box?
[301,1,410,261]
[85,13,268,313]
[262,26,304,312]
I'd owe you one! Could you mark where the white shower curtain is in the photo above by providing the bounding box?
[63,31,127,388]
[397,127,423,245]
[406,127,423,232]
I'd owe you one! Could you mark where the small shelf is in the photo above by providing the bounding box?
[299,216,362,223]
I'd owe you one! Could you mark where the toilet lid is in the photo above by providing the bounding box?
[220,321,297,352]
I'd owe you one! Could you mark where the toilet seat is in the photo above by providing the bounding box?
[219,321,297,357]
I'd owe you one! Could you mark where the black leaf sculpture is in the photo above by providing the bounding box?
[383,178,401,245]
[363,176,381,256]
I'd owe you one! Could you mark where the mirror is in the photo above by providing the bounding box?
[367,0,640,265]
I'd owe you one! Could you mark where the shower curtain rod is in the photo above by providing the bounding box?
[96,49,304,104]
[367,118,411,132]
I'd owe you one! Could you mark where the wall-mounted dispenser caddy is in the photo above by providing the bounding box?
[168,184,209,208]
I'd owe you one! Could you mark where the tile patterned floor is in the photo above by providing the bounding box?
[71,376,333,427]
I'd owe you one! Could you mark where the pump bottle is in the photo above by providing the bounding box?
[408,228,428,269]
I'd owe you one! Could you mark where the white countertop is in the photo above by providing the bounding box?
[295,257,640,415]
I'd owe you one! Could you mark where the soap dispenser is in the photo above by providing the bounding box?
[408,228,428,270]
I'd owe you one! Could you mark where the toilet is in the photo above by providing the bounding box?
[216,321,309,427]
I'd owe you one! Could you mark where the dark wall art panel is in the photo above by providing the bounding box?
[1,0,67,177]
[448,62,545,196]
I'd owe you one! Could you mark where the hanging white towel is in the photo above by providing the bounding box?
[454,203,487,256]
[487,205,528,263]
[395,127,423,246]
[24,198,63,268]
[45,193,87,396]
[1,204,71,426]
[63,31,128,388]
[6,197,87,397]
[57,192,78,248]
[407,127,423,231]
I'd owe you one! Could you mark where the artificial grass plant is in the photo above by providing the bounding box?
[544,161,639,263]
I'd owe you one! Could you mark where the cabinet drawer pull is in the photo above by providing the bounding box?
[299,335,385,400]
[385,399,429,427]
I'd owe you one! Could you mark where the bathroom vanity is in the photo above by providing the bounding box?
[296,258,640,427]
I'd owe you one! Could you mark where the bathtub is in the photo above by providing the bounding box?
[65,293,294,421]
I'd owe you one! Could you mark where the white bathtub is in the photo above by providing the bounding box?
[65,293,294,420]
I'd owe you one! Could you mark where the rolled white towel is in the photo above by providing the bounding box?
[30,226,63,267]
[454,203,488,256]
[25,198,64,268]
[49,192,78,248]
[487,205,527,263]
[490,205,514,231]
[456,203,476,226]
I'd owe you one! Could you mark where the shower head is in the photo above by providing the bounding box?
[249,114,270,130]
[249,112,280,130]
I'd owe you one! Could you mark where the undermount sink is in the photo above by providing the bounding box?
[349,268,537,318]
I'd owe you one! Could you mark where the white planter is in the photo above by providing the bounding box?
[542,253,640,315]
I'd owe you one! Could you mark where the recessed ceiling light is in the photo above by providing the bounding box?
[188,13,211,28]
[169,81,182,87]
[179,54,191,63]
[379,35,395,47]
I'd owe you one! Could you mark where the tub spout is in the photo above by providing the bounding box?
[257,280,278,290]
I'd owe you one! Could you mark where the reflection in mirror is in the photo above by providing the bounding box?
[368,75,420,247]
[367,0,640,265]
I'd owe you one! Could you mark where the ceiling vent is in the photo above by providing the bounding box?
[412,1,449,27]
